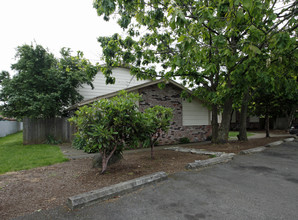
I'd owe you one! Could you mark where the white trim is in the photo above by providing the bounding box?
[70,79,193,110]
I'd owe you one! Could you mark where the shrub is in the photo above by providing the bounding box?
[69,91,141,174]
[71,136,95,152]
[140,106,173,158]
[206,135,212,141]
[45,135,62,145]
[72,136,84,150]
[70,91,173,173]
[179,137,190,144]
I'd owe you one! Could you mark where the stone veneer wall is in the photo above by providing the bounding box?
[138,84,212,145]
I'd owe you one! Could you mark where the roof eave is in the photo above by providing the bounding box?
[68,79,193,111]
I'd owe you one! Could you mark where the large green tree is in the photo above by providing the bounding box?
[249,44,298,137]
[93,0,297,143]
[0,44,97,119]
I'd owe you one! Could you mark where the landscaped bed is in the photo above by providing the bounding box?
[0,135,293,220]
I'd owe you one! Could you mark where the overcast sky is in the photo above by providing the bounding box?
[0,0,123,74]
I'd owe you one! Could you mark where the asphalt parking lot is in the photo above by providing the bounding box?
[15,141,298,220]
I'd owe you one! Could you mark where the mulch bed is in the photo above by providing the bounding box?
[0,136,292,220]
[0,150,208,220]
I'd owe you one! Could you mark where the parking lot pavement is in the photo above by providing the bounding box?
[15,141,298,220]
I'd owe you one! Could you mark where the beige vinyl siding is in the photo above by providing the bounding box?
[182,99,210,126]
[78,68,150,100]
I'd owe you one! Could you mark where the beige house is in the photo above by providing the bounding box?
[73,67,212,144]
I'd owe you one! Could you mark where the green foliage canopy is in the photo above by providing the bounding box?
[250,43,298,126]
[94,0,296,95]
[141,105,173,158]
[93,0,297,143]
[70,92,144,173]
[0,44,98,119]
[70,92,142,155]
[69,91,173,173]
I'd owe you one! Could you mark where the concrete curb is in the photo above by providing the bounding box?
[164,146,235,170]
[240,146,266,155]
[240,137,296,154]
[186,153,235,170]
[164,146,224,157]
[283,137,295,142]
[68,171,168,210]
[265,140,284,147]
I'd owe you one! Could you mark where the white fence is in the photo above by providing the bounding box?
[0,121,23,137]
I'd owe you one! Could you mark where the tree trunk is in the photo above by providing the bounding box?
[150,133,160,159]
[101,145,117,174]
[238,92,250,141]
[216,98,233,144]
[230,109,234,127]
[211,104,219,143]
[265,113,270,138]
[285,106,297,129]
[151,145,154,159]
[101,151,108,174]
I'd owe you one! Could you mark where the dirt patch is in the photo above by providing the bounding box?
[0,136,291,219]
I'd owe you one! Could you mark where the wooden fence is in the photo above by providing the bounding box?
[23,118,75,144]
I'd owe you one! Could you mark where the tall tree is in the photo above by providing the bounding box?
[0,44,97,119]
[0,71,10,84]
[94,0,297,143]
[250,52,298,137]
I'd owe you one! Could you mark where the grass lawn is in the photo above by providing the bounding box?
[229,131,255,138]
[0,132,68,174]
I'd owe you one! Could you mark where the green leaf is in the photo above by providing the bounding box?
[249,45,261,54]
[242,0,252,10]
[178,35,186,42]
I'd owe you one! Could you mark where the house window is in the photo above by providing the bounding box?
[182,99,210,126]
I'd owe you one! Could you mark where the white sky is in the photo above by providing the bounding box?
[0,0,124,74]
